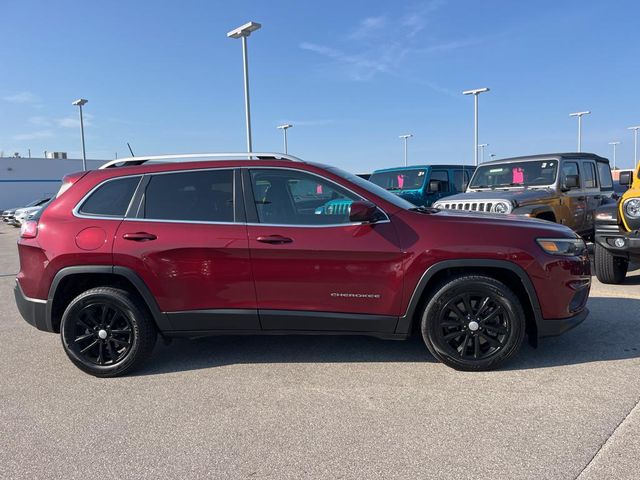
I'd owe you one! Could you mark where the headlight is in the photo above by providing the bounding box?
[492,201,511,214]
[624,198,640,218]
[536,238,586,256]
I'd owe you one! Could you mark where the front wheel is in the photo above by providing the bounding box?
[60,287,157,377]
[594,243,628,284]
[421,275,525,371]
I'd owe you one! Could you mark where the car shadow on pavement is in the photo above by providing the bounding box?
[133,296,640,376]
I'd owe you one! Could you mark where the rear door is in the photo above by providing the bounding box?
[113,168,259,332]
[244,167,405,333]
[580,159,600,233]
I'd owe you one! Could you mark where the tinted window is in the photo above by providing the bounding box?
[430,170,449,192]
[453,169,471,192]
[597,162,613,189]
[79,176,140,217]
[144,170,234,222]
[250,169,361,225]
[582,162,597,189]
[369,169,427,191]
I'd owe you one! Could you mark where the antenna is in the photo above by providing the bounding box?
[127,143,135,157]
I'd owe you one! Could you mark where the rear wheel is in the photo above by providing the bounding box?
[60,287,157,377]
[421,275,525,371]
[594,243,628,284]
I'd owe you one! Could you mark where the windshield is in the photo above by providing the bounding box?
[470,160,558,189]
[326,167,415,210]
[369,169,427,191]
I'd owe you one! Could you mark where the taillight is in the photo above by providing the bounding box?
[20,220,38,239]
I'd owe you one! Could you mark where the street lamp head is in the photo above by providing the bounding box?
[463,87,490,95]
[628,126,640,131]
[72,98,88,106]
[608,141,621,145]
[399,134,413,139]
[478,143,488,147]
[569,111,590,117]
[227,21,262,39]
[277,124,293,130]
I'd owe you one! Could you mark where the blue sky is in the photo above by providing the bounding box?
[2,0,640,172]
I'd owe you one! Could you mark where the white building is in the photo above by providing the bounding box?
[0,156,106,210]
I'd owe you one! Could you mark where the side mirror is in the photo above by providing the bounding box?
[349,200,378,223]
[563,174,580,190]
[428,180,441,193]
[619,171,632,186]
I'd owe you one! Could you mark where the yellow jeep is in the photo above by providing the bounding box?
[594,164,640,283]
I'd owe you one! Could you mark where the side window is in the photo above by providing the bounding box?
[582,162,597,189]
[79,176,141,217]
[453,169,471,192]
[249,169,362,225]
[597,162,613,190]
[144,170,234,222]
[561,162,580,187]
[430,170,450,192]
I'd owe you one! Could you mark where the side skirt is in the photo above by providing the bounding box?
[163,308,400,336]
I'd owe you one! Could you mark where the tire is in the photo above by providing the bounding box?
[60,287,157,377]
[421,275,525,371]
[594,243,628,284]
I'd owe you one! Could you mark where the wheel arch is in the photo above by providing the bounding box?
[396,259,543,345]
[46,266,170,333]
[513,205,557,223]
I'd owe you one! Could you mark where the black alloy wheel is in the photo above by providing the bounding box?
[421,275,525,371]
[66,302,134,366]
[61,287,157,377]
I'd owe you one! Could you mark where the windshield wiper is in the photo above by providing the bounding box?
[409,206,439,214]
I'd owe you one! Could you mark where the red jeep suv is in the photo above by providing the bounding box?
[14,153,591,376]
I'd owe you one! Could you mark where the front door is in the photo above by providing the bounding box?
[244,167,405,333]
[559,160,587,232]
[113,168,259,331]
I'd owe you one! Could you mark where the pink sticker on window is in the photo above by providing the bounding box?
[397,175,404,189]
[512,168,524,184]
[316,184,323,194]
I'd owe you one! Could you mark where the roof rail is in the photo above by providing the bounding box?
[99,152,305,169]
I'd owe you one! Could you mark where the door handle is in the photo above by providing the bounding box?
[256,235,293,244]
[123,232,157,242]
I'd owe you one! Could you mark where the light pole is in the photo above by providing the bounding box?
[399,134,413,166]
[463,87,490,166]
[608,141,620,170]
[227,21,262,153]
[628,126,640,168]
[478,143,488,163]
[569,111,590,152]
[72,98,88,170]
[277,124,293,154]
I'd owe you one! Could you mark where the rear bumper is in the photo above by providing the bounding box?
[538,308,589,337]
[14,280,50,332]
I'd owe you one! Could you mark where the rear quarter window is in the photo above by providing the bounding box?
[78,176,141,217]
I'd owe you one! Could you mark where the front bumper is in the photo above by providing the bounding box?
[595,224,640,257]
[14,280,49,331]
[538,308,589,337]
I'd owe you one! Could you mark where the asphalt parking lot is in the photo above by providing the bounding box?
[1,224,639,480]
